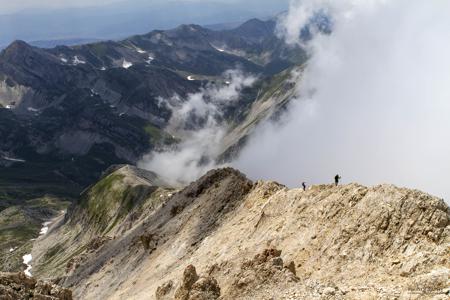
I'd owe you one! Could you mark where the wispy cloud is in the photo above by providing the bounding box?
[139,70,256,186]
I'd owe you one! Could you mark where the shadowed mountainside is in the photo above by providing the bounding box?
[0,18,307,190]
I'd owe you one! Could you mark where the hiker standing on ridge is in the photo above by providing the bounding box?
[302,182,307,191]
[334,174,341,186]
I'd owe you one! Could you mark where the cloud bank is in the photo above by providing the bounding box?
[139,70,256,186]
[234,0,450,201]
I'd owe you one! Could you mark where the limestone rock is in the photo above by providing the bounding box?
[174,265,220,300]
[189,277,221,300]
[0,272,72,300]
[156,280,174,300]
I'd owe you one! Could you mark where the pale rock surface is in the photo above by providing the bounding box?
[29,167,449,299]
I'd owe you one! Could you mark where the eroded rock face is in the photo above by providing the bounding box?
[230,248,298,297]
[156,280,174,300]
[174,265,200,300]
[189,277,221,300]
[0,272,72,300]
[161,265,221,300]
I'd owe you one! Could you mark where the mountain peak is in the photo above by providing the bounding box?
[231,18,277,40]
[1,40,33,57]
[0,39,50,65]
[6,40,31,50]
[165,24,209,39]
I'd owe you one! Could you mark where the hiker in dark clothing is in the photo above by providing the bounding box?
[302,182,307,191]
[334,174,341,186]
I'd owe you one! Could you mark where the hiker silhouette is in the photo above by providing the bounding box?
[334,174,341,186]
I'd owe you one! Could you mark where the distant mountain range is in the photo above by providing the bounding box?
[0,22,247,50]
[0,18,307,202]
[0,0,289,47]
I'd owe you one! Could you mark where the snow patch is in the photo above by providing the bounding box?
[27,107,39,112]
[136,48,146,54]
[146,56,154,64]
[122,60,133,69]
[90,89,99,96]
[2,156,26,163]
[23,254,32,277]
[72,56,86,65]
[187,75,196,81]
[39,221,52,235]
[100,67,106,71]
[211,44,226,52]
[9,247,17,252]
[60,57,68,63]
[5,105,14,109]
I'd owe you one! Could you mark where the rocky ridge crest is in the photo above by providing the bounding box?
[30,167,449,299]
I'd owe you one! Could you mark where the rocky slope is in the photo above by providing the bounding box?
[0,271,72,299]
[29,166,449,299]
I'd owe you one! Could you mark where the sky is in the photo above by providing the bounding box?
[0,0,289,46]
[0,0,122,14]
[235,0,450,201]
[0,0,284,14]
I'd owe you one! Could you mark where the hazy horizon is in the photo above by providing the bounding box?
[0,0,289,47]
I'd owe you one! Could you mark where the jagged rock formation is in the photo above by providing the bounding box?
[0,272,72,299]
[227,248,298,299]
[29,167,449,299]
[165,264,221,300]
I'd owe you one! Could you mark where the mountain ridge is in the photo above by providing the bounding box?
[27,166,449,299]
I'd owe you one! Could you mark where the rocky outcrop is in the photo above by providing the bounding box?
[174,265,200,300]
[157,265,221,300]
[229,249,298,298]
[0,272,72,300]
[29,168,449,299]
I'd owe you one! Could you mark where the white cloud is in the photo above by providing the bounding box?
[139,70,256,186]
[235,0,450,201]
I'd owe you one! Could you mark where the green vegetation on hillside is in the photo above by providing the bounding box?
[0,195,70,272]
[79,172,159,233]
[144,124,179,147]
